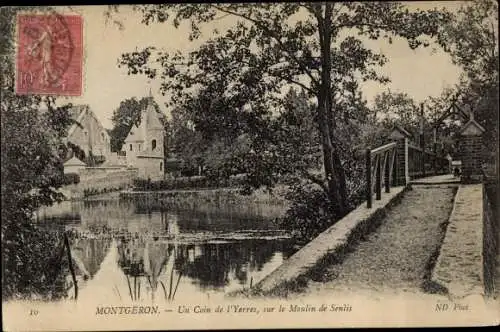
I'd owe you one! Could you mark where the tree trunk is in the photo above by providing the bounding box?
[317,3,348,216]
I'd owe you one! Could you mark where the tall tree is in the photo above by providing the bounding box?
[1,7,75,299]
[372,90,421,132]
[437,0,498,162]
[167,106,207,175]
[438,0,498,90]
[116,3,450,216]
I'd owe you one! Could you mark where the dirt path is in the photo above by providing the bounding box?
[304,185,456,298]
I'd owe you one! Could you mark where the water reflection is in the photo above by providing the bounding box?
[38,197,295,303]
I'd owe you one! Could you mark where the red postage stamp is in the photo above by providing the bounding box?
[16,13,83,96]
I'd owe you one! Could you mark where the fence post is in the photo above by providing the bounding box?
[420,102,425,178]
[405,138,409,183]
[366,148,372,208]
[376,155,382,200]
[422,150,426,178]
[385,151,390,193]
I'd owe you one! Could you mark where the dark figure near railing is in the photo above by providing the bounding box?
[453,167,461,178]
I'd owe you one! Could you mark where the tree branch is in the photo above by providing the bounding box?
[266,71,313,93]
[210,4,320,87]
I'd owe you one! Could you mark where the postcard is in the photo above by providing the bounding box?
[1,2,499,330]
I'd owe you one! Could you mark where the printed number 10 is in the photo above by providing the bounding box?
[30,309,38,316]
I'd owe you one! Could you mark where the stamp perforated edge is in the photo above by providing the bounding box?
[14,10,84,97]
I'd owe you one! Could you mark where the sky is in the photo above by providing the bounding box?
[53,3,464,129]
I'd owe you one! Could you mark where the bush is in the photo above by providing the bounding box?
[2,220,69,300]
[278,185,344,244]
[132,174,248,191]
[62,172,80,185]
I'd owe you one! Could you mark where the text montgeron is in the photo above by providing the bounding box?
[96,306,159,315]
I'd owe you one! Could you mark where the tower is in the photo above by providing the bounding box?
[122,92,166,180]
[143,97,165,158]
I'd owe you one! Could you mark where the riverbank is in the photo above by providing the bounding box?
[120,185,290,207]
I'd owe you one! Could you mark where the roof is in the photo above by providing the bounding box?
[144,103,164,130]
[67,105,110,140]
[459,118,486,136]
[64,156,86,166]
[394,125,412,137]
[389,125,412,140]
[124,124,144,143]
[124,99,164,143]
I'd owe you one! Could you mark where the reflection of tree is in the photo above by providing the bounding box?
[40,198,285,237]
[116,237,180,301]
[177,240,286,290]
[144,241,174,295]
[134,202,274,232]
[71,238,112,278]
[117,237,147,277]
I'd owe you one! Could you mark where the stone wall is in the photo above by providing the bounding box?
[136,156,163,180]
[105,152,127,167]
[431,184,485,298]
[61,167,138,199]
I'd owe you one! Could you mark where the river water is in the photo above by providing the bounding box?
[36,197,295,303]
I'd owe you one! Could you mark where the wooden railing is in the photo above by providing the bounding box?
[408,144,448,179]
[365,142,397,208]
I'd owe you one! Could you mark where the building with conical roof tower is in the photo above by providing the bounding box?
[122,95,165,180]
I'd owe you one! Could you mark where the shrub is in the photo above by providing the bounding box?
[278,184,344,244]
[132,174,248,191]
[2,220,70,300]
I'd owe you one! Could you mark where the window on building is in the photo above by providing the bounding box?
[129,144,132,151]
[160,162,163,171]
[138,144,142,151]
[84,131,88,136]
[152,139,157,150]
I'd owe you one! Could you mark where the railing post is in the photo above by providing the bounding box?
[376,155,382,200]
[366,148,372,208]
[433,142,438,175]
[385,151,390,193]
[422,150,426,178]
[389,127,411,186]
[404,137,409,184]
[420,102,425,178]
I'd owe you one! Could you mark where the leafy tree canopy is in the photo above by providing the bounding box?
[435,0,498,160]
[115,2,450,216]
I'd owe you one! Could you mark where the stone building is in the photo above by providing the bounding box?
[66,105,111,162]
[63,156,86,174]
[122,99,165,180]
